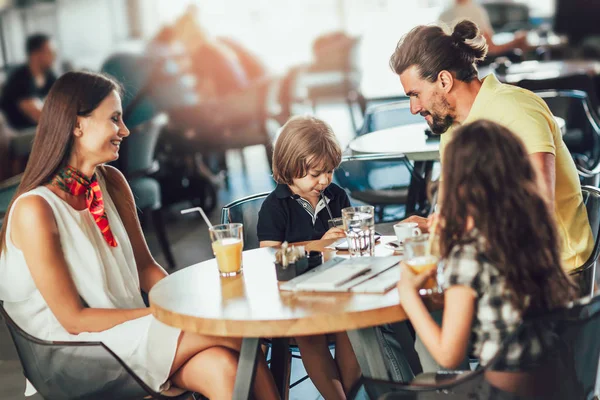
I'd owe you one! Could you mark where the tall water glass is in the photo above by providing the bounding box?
[342,206,375,257]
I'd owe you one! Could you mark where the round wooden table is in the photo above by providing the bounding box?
[150,237,419,399]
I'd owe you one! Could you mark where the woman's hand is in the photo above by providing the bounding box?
[321,227,346,240]
[397,262,436,295]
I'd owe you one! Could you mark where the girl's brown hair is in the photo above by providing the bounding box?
[439,120,578,313]
[0,71,127,253]
[272,115,342,185]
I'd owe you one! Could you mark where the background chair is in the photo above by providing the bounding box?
[117,113,176,270]
[0,302,195,400]
[572,186,600,298]
[518,73,600,115]
[0,173,21,227]
[335,153,426,222]
[357,100,422,137]
[533,90,600,183]
[352,295,600,400]
[220,192,270,251]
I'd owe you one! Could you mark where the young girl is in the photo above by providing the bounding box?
[258,115,360,399]
[397,120,578,385]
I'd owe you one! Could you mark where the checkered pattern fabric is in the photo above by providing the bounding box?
[442,232,544,369]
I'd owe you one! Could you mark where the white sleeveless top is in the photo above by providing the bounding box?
[0,172,180,394]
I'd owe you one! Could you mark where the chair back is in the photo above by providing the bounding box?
[571,186,600,298]
[519,74,600,114]
[375,295,600,400]
[483,295,600,399]
[221,192,270,250]
[534,90,600,171]
[0,303,153,400]
[0,174,21,226]
[119,113,168,178]
[358,101,422,137]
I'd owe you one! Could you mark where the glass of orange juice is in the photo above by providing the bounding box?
[209,223,244,277]
[403,234,439,290]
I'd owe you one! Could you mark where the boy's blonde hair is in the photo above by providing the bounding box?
[272,115,342,185]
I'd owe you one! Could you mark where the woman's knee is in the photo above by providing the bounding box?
[210,347,239,384]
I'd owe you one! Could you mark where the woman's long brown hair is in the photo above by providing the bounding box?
[439,120,578,313]
[0,71,127,253]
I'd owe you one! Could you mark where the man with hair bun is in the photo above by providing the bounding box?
[390,19,592,271]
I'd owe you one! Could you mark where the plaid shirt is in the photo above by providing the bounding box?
[442,231,546,370]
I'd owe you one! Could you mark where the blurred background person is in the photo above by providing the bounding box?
[438,0,528,59]
[0,33,57,130]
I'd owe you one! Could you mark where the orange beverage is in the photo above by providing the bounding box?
[209,223,244,277]
[406,255,438,289]
[212,238,243,276]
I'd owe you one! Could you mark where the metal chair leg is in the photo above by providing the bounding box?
[151,208,176,270]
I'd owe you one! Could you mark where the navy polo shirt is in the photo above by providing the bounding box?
[257,183,351,243]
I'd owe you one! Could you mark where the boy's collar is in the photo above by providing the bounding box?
[274,183,335,199]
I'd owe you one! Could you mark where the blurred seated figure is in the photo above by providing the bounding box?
[0,33,57,130]
[438,0,528,60]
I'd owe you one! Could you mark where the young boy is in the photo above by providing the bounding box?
[258,115,359,399]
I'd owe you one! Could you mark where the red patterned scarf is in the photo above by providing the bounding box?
[50,166,118,247]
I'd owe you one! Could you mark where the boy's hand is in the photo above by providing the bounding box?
[321,227,346,241]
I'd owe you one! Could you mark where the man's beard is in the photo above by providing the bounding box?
[428,113,455,134]
[427,95,456,134]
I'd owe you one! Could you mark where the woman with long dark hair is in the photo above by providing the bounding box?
[397,120,578,372]
[0,71,279,399]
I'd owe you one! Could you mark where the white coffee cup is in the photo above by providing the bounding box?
[394,222,421,243]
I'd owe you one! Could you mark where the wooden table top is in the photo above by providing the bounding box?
[149,236,414,338]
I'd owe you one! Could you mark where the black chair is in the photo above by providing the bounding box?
[533,90,600,182]
[220,192,270,251]
[358,101,423,137]
[118,113,176,270]
[0,302,195,400]
[572,186,600,298]
[353,295,600,400]
[335,153,426,222]
[519,73,600,115]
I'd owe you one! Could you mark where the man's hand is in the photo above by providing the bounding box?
[402,215,429,233]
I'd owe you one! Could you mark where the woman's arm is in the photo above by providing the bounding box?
[102,166,167,293]
[11,195,150,335]
[397,263,475,369]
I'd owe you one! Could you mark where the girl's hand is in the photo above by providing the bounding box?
[397,262,436,294]
[321,227,346,240]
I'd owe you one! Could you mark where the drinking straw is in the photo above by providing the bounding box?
[321,191,334,220]
[426,217,438,256]
[180,206,214,229]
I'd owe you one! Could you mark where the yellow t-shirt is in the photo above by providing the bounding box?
[440,74,593,270]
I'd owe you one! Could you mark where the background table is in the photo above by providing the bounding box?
[479,60,600,84]
[150,237,418,399]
